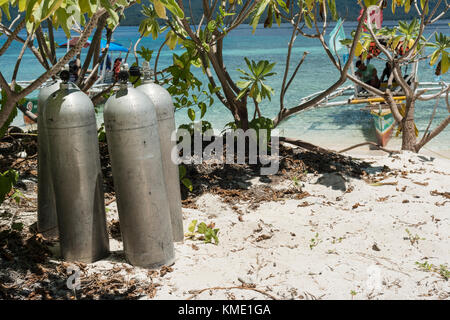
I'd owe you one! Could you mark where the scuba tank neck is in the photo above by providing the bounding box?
[59,64,78,90]
[118,63,130,90]
[141,61,154,84]
[59,68,70,90]
[118,71,130,89]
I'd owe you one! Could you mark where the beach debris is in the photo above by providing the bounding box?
[345,186,354,193]
[159,265,173,277]
[430,190,450,199]
[434,201,449,207]
[297,201,312,207]
[413,181,429,186]
[255,234,272,242]
[352,202,363,209]
[16,151,27,159]
[372,243,381,251]
[370,181,398,186]
[108,219,122,241]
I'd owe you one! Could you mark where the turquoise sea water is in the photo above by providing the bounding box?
[2,21,449,151]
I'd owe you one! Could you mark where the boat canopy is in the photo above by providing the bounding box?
[58,38,128,52]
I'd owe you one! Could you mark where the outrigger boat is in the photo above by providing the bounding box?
[293,19,448,147]
[292,80,447,148]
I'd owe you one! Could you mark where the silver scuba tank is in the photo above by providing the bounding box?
[135,64,184,242]
[37,79,61,239]
[103,69,174,269]
[44,70,109,263]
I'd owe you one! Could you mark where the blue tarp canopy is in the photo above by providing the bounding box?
[58,37,128,52]
[101,39,128,52]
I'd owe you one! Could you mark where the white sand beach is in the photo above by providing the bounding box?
[2,149,448,300]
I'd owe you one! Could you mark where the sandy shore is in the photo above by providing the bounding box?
[1,150,449,300]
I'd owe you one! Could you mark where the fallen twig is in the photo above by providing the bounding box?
[11,154,38,168]
[187,285,279,300]
[7,132,38,137]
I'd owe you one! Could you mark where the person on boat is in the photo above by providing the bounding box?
[356,60,381,89]
[381,62,413,86]
[99,48,112,72]
[380,62,392,83]
[113,58,123,82]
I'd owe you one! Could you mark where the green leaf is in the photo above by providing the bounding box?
[187,108,195,121]
[197,222,208,234]
[429,49,440,66]
[188,220,197,233]
[441,51,449,74]
[158,0,184,19]
[181,178,193,191]
[0,169,19,205]
[304,14,313,29]
[199,102,207,118]
[250,0,270,34]
[207,20,217,32]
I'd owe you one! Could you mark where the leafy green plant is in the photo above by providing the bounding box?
[136,46,154,62]
[309,232,321,250]
[97,123,106,142]
[185,219,219,245]
[178,120,213,138]
[404,228,425,246]
[0,169,19,205]
[416,261,449,281]
[236,58,276,104]
[427,33,450,74]
[415,260,433,271]
[291,176,302,190]
[11,189,24,205]
[179,164,193,192]
[249,116,274,146]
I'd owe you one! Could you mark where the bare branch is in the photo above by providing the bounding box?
[418,96,440,147]
[0,19,25,57]
[415,115,450,151]
[273,9,368,126]
[11,27,34,86]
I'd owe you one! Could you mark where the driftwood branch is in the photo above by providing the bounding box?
[338,142,400,154]
[279,137,334,154]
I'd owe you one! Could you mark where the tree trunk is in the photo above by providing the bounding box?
[236,102,249,130]
[401,100,417,152]
[0,98,17,132]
